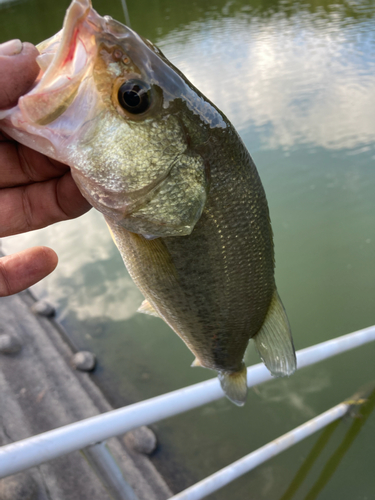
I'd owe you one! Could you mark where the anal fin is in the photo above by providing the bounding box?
[137,299,160,318]
[253,290,296,377]
[218,363,248,406]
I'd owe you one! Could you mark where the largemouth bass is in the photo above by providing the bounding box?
[0,0,296,405]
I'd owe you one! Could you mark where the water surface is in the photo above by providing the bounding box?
[1,0,375,497]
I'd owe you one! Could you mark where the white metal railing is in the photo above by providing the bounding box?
[0,325,374,494]
[169,401,352,500]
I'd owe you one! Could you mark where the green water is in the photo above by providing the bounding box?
[1,0,375,497]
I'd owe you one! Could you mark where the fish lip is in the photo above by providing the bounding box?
[17,0,101,126]
[40,0,93,81]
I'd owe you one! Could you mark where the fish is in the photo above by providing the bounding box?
[0,0,296,406]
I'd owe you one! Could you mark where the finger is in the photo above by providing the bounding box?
[0,171,91,237]
[0,246,58,297]
[0,42,40,109]
[0,139,69,188]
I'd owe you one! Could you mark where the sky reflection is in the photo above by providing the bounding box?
[3,210,143,321]
[156,8,375,151]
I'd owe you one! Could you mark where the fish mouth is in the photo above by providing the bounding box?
[18,0,101,127]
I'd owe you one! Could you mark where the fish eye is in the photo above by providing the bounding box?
[117,79,151,115]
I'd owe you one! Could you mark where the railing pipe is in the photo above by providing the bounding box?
[0,325,374,478]
[168,402,350,500]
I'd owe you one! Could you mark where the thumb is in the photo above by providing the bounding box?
[0,41,40,109]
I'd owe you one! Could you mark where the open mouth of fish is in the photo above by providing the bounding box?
[2,0,101,149]
[21,0,99,127]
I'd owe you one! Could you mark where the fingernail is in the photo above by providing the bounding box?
[0,39,23,56]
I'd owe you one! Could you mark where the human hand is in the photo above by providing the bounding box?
[0,39,91,297]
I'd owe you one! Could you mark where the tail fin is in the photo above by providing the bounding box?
[218,363,248,406]
[253,290,296,377]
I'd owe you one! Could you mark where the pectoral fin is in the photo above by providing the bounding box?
[218,363,248,406]
[137,299,160,317]
[106,221,118,247]
[191,357,203,367]
[253,291,296,377]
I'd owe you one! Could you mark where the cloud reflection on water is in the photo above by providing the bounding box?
[157,9,375,151]
[2,210,143,321]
